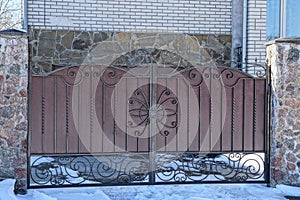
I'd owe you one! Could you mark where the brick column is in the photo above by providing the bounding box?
[267,39,300,186]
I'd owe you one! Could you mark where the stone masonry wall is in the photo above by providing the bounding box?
[267,39,300,186]
[29,29,231,74]
[0,33,28,194]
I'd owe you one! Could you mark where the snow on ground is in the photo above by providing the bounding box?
[1,179,300,200]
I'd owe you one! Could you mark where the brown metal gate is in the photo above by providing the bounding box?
[28,50,269,188]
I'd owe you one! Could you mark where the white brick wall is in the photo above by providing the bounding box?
[246,0,266,64]
[27,0,232,34]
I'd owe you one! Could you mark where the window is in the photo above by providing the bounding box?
[285,0,300,38]
[267,0,300,40]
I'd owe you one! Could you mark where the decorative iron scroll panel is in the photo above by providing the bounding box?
[29,64,268,188]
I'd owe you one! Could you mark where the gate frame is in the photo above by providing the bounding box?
[27,56,271,189]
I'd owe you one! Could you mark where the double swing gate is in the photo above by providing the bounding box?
[28,49,269,188]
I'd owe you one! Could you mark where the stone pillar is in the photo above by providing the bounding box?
[267,39,300,186]
[0,32,28,194]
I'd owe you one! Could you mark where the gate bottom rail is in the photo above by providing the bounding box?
[28,152,267,188]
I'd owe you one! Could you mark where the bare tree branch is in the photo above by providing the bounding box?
[0,0,22,30]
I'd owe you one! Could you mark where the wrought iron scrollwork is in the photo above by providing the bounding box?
[30,153,265,187]
[100,67,127,87]
[128,84,179,137]
[155,153,265,183]
[30,154,149,187]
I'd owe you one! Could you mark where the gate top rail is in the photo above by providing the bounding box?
[31,48,266,78]
[31,62,266,79]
